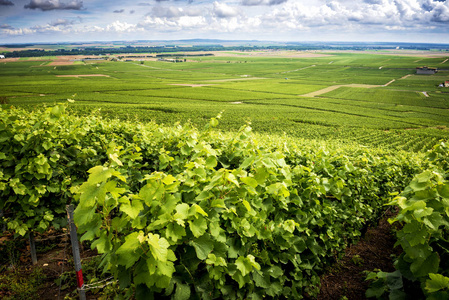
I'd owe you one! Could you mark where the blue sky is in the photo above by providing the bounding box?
[0,0,449,44]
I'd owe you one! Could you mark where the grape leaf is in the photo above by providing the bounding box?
[116,232,141,268]
[189,216,207,238]
[190,234,214,260]
[426,273,449,293]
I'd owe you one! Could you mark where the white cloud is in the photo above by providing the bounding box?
[2,0,449,43]
[106,21,137,32]
[213,1,239,18]
[139,14,207,31]
[3,28,37,36]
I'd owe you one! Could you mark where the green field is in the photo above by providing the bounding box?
[1,51,449,152]
[2,50,449,299]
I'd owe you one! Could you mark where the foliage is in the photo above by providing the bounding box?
[0,238,26,269]
[68,110,422,299]
[366,142,449,299]
[0,104,429,298]
[0,267,46,300]
[0,104,156,237]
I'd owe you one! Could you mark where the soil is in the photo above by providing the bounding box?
[317,207,401,300]
[0,230,98,300]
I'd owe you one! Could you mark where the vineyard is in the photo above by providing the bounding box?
[0,102,448,299]
[1,50,449,299]
[1,52,449,152]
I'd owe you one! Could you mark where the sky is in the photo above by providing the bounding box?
[0,0,449,44]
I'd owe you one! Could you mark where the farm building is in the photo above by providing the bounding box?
[416,66,437,75]
[0,55,5,59]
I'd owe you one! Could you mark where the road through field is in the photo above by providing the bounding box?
[300,83,380,97]
[301,75,413,97]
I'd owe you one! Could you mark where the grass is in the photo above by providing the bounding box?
[2,51,448,152]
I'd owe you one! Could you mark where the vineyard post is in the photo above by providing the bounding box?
[66,204,86,300]
[28,231,38,265]
[0,209,5,232]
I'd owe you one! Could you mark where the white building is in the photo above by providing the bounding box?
[0,55,5,59]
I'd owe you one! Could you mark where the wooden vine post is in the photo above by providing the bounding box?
[67,204,86,300]
[0,209,5,232]
[28,231,38,265]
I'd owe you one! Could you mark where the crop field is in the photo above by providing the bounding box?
[1,51,449,152]
[1,49,449,299]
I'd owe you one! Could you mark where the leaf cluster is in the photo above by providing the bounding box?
[0,104,426,299]
[70,113,422,299]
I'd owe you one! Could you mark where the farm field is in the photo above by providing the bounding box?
[1,49,449,299]
[1,50,449,152]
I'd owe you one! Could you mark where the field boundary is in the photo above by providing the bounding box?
[55,74,110,78]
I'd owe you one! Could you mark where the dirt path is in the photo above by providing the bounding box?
[301,84,380,97]
[383,79,395,86]
[301,75,409,97]
[318,208,400,300]
[282,65,316,74]
[399,74,412,80]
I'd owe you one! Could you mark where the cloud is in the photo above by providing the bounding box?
[2,27,36,36]
[430,3,449,22]
[152,6,183,18]
[106,21,138,32]
[0,24,14,29]
[0,0,14,6]
[113,9,125,13]
[3,0,449,42]
[241,0,287,6]
[31,24,64,32]
[49,18,76,26]
[213,1,239,18]
[150,6,202,18]
[363,0,383,4]
[154,0,193,3]
[139,14,207,31]
[24,0,84,11]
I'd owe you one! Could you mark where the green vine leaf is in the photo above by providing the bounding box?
[190,234,214,260]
